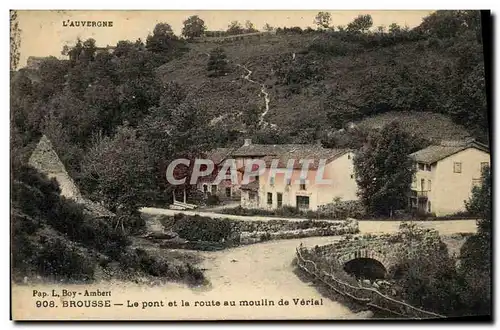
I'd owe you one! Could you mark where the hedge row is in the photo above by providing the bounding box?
[161,214,359,248]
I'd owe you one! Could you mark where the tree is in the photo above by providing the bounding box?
[263,23,274,32]
[241,103,261,131]
[227,20,244,35]
[353,122,416,216]
[10,10,21,71]
[314,11,332,30]
[461,165,491,273]
[388,22,401,33]
[67,38,83,64]
[80,38,97,63]
[346,14,373,33]
[244,20,257,33]
[113,40,135,57]
[465,165,491,234]
[390,223,464,316]
[82,125,155,213]
[416,10,481,39]
[182,15,206,40]
[146,22,184,60]
[206,47,228,77]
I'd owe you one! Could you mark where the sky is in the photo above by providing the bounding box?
[15,10,434,68]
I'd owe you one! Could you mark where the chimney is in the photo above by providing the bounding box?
[243,139,252,146]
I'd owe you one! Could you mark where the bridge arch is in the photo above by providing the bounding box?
[337,249,395,280]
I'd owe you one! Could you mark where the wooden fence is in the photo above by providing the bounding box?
[295,246,446,319]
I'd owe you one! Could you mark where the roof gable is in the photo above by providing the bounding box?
[230,143,350,170]
[410,141,489,164]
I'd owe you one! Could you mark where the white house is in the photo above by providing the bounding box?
[238,142,359,211]
[409,140,490,216]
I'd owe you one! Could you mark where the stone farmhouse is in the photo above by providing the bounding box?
[409,140,490,216]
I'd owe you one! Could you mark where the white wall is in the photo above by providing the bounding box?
[432,148,490,216]
[256,152,359,211]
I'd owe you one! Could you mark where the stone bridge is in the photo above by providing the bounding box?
[312,234,410,278]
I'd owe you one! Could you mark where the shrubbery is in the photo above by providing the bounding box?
[160,214,358,248]
[36,238,95,282]
[219,202,364,220]
[11,166,206,285]
[119,248,205,285]
[169,214,234,242]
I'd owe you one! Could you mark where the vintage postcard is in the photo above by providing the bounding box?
[10,10,491,321]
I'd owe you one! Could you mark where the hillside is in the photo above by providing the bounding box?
[156,29,486,144]
[355,111,471,143]
[11,165,206,285]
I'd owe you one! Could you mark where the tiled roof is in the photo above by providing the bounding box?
[410,140,489,164]
[240,181,259,192]
[262,147,349,169]
[203,147,234,164]
[232,143,350,169]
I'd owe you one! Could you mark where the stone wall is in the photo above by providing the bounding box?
[238,219,359,245]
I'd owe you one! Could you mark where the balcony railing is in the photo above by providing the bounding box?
[410,190,429,199]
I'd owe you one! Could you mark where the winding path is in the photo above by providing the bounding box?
[236,64,271,127]
[199,48,272,128]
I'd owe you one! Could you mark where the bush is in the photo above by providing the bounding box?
[389,223,491,317]
[308,38,363,56]
[206,194,220,206]
[36,238,95,282]
[317,199,366,219]
[170,214,234,242]
[119,248,206,285]
[221,203,363,220]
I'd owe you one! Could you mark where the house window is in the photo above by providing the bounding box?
[418,163,425,171]
[453,162,462,173]
[270,177,275,186]
[428,179,431,191]
[348,154,351,160]
[428,201,432,213]
[425,164,431,171]
[225,187,231,197]
[296,196,310,210]
[249,192,257,200]
[481,162,489,174]
[211,185,217,194]
[267,192,273,205]
[203,184,208,193]
[350,174,354,179]
[277,193,283,208]
[300,179,306,191]
[420,179,425,191]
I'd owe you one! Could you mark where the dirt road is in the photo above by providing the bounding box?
[195,235,368,319]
